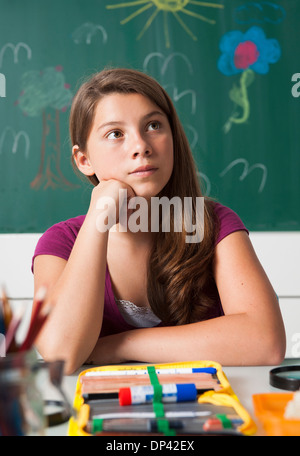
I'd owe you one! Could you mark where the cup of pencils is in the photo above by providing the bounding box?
[0,349,46,436]
[0,286,73,436]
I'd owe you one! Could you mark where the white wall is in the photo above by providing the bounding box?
[0,232,299,358]
[0,233,39,343]
[249,232,300,359]
[0,233,37,298]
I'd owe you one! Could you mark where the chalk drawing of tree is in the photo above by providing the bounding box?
[17,66,75,190]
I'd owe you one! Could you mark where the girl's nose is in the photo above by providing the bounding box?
[131,133,152,158]
[132,149,151,158]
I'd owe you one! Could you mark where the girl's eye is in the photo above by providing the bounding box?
[106,130,123,140]
[148,121,160,131]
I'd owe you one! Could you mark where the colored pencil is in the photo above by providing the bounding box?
[5,305,26,352]
[19,286,49,352]
[19,303,50,352]
[0,287,13,331]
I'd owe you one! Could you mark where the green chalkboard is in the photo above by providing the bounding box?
[0,0,299,233]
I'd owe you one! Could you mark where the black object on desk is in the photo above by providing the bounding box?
[270,366,300,391]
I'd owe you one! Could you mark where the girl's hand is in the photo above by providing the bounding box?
[88,179,136,232]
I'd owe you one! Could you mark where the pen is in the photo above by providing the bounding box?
[91,416,244,435]
[83,388,212,402]
[92,417,184,434]
[84,367,217,377]
[91,410,211,420]
[83,392,119,401]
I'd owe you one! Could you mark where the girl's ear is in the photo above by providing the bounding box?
[72,145,95,176]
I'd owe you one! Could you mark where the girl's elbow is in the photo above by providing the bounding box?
[270,337,286,366]
[62,359,81,376]
[36,341,82,375]
[263,328,286,366]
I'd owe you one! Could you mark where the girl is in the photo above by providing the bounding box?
[32,68,285,374]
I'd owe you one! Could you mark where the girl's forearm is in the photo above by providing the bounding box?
[102,312,285,367]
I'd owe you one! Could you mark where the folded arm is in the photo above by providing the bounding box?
[87,231,286,367]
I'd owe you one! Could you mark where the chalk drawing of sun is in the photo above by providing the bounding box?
[106,1,224,48]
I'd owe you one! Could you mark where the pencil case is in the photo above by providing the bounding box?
[68,360,256,436]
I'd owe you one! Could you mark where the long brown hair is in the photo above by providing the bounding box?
[69,68,219,325]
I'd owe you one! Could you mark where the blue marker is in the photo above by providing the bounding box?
[119,383,197,406]
[189,368,217,374]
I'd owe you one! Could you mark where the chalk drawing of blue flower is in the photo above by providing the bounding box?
[217,26,281,132]
[218,25,281,75]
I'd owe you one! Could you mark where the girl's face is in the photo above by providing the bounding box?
[75,93,174,199]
